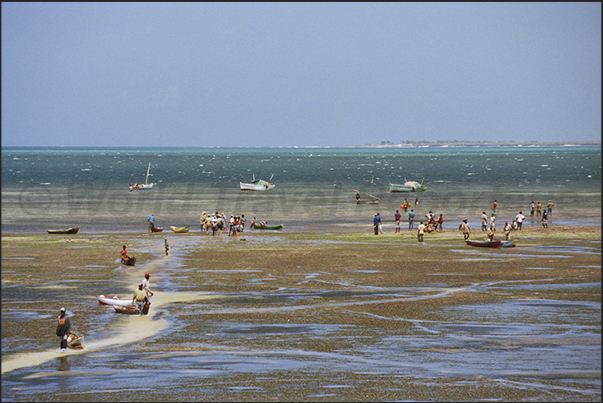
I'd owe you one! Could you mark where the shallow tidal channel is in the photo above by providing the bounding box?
[1,232,601,401]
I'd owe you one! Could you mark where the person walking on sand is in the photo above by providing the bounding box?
[408,209,415,230]
[417,221,426,245]
[492,200,498,216]
[200,211,207,232]
[504,220,512,240]
[373,213,381,235]
[435,214,444,232]
[147,214,155,232]
[142,273,154,298]
[547,200,555,217]
[164,238,169,255]
[515,211,525,231]
[541,210,549,228]
[536,201,542,218]
[459,219,471,240]
[530,201,535,218]
[132,283,148,315]
[394,210,401,233]
[56,307,71,352]
[481,211,488,232]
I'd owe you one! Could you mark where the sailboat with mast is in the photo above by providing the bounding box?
[138,162,156,190]
[353,176,380,204]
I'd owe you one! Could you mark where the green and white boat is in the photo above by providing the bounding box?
[389,178,427,193]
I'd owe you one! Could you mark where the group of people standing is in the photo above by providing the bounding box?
[199,211,247,236]
[380,197,558,244]
[465,199,557,241]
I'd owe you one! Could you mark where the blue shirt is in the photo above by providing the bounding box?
[373,215,381,226]
[409,211,415,220]
[148,215,155,222]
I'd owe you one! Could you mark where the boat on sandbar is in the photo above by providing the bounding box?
[170,226,190,233]
[465,239,516,248]
[252,223,283,230]
[47,226,80,234]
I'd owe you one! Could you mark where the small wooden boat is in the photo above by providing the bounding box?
[356,197,380,204]
[170,226,190,233]
[465,239,517,248]
[252,223,283,230]
[47,226,79,234]
[96,295,133,306]
[121,257,136,266]
[150,226,164,232]
[113,305,137,315]
[113,302,150,315]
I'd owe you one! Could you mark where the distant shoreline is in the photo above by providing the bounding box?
[354,140,601,148]
[2,141,600,150]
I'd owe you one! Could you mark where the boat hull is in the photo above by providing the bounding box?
[170,226,190,233]
[96,295,133,306]
[150,226,164,232]
[47,227,79,234]
[465,239,502,247]
[121,257,136,265]
[252,224,283,230]
[356,200,379,204]
[389,184,427,193]
[240,182,276,191]
[466,239,517,248]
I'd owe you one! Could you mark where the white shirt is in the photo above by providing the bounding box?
[516,213,525,223]
[142,278,152,295]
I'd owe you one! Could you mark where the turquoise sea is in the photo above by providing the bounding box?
[2,146,601,233]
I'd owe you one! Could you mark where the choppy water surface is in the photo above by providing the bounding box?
[2,146,601,233]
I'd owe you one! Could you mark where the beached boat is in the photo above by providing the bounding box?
[355,194,380,204]
[120,256,136,265]
[97,294,150,315]
[137,162,156,190]
[150,226,164,232]
[465,239,516,248]
[240,174,275,191]
[113,305,138,315]
[96,295,134,306]
[389,179,427,193]
[170,226,190,233]
[47,226,79,234]
[113,303,150,315]
[252,223,283,230]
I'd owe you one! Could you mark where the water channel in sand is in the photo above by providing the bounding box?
[2,236,600,401]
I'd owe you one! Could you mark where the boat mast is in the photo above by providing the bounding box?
[145,162,151,185]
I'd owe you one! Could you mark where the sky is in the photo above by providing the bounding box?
[2,2,601,147]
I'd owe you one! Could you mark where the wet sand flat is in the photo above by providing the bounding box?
[1,225,601,401]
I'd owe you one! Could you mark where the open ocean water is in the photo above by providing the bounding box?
[2,146,601,233]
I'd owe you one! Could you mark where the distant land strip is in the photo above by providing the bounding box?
[354,140,601,148]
